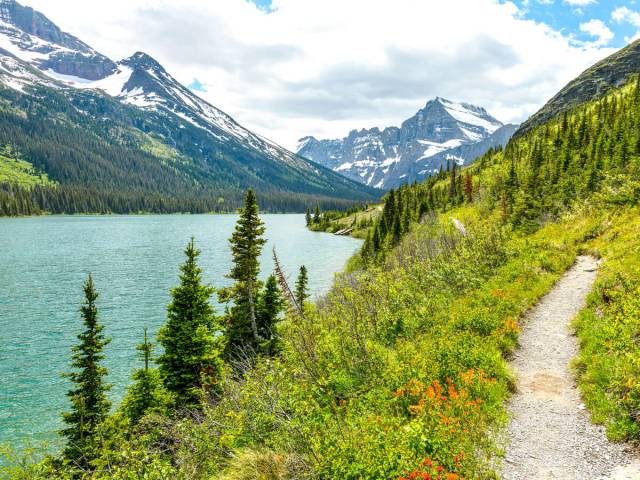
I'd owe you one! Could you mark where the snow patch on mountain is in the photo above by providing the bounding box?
[298,97,515,189]
[418,139,464,160]
[43,66,133,97]
[437,98,501,133]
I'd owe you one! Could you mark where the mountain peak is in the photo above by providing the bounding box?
[122,52,166,74]
[0,0,89,52]
[0,0,116,80]
[298,97,510,189]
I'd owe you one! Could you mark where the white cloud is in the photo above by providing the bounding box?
[612,6,640,28]
[579,19,614,46]
[22,0,616,150]
[564,0,596,5]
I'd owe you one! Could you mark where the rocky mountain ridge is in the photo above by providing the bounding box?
[298,97,517,189]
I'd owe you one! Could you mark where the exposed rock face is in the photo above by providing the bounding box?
[40,51,117,80]
[298,97,516,189]
[517,39,640,136]
[0,0,117,80]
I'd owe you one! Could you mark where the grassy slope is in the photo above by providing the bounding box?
[308,204,382,238]
[0,145,53,188]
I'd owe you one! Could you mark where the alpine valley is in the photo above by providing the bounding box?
[297,97,518,189]
[0,0,380,215]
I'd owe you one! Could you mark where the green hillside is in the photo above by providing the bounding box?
[0,83,379,215]
[0,144,53,188]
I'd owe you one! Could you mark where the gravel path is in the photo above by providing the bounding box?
[502,256,640,480]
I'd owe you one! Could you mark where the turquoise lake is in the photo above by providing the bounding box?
[0,214,362,449]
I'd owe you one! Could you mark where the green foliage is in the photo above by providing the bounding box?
[157,238,224,408]
[307,203,380,238]
[120,329,173,424]
[573,208,640,441]
[223,189,267,357]
[256,275,285,356]
[294,266,309,310]
[0,144,54,188]
[61,274,112,471]
[0,445,64,480]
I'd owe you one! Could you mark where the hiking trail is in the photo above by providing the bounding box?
[502,255,640,480]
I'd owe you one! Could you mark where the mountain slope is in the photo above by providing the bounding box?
[517,39,640,136]
[0,0,379,213]
[297,97,516,189]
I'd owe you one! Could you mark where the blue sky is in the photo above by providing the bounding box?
[505,0,640,47]
[248,0,274,13]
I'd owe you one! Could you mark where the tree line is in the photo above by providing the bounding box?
[0,182,366,216]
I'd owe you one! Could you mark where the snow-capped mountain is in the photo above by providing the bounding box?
[0,0,116,79]
[298,98,517,189]
[0,0,378,204]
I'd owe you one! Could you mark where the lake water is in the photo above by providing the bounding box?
[0,214,361,449]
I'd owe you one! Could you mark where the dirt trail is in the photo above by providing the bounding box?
[502,256,640,480]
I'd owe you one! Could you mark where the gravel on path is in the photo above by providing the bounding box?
[502,256,640,480]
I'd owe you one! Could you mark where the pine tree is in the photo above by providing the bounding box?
[382,189,396,232]
[402,205,411,234]
[61,274,111,470]
[256,275,285,355]
[294,265,309,310]
[224,189,267,356]
[120,328,172,424]
[448,161,457,199]
[362,229,373,259]
[157,238,224,408]
[313,204,321,223]
[392,214,402,244]
[305,207,312,226]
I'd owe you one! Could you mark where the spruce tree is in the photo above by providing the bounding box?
[120,328,172,424]
[362,230,373,259]
[224,189,267,356]
[305,207,312,226]
[294,265,309,309]
[256,275,285,355]
[61,274,111,471]
[372,222,382,253]
[157,238,224,408]
[313,204,321,223]
[449,161,458,200]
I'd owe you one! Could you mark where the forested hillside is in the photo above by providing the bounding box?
[4,49,640,480]
[0,84,378,214]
